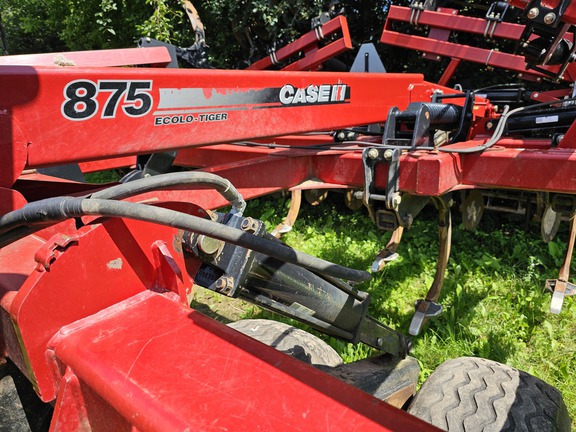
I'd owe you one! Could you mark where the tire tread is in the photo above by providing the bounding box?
[408,357,571,432]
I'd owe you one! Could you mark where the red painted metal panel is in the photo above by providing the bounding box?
[6,214,197,401]
[0,187,27,214]
[48,290,440,432]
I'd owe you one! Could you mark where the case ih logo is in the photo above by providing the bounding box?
[279,84,349,106]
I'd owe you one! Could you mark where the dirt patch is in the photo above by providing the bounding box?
[190,285,261,323]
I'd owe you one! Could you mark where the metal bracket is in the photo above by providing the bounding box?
[409,0,436,26]
[310,16,326,41]
[383,105,431,149]
[359,147,401,223]
[34,233,79,271]
[121,150,178,182]
[484,2,509,39]
[182,215,266,297]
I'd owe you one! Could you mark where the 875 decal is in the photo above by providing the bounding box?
[62,80,153,121]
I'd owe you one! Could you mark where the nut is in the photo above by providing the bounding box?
[240,217,259,232]
[215,276,234,293]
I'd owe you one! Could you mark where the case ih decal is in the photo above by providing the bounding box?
[153,84,350,125]
[279,84,349,105]
[62,81,351,126]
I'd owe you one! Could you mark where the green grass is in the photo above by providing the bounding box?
[242,193,576,419]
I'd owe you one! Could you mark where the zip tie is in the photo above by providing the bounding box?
[485,49,494,66]
[315,24,324,41]
[269,50,279,65]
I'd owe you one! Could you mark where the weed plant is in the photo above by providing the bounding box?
[243,193,576,418]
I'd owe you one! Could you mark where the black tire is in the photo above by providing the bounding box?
[407,357,571,432]
[0,360,53,432]
[227,319,343,368]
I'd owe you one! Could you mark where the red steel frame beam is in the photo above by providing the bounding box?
[0,47,172,68]
[0,65,452,189]
[247,16,352,71]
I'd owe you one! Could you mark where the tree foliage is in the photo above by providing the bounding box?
[0,0,393,67]
[0,0,521,86]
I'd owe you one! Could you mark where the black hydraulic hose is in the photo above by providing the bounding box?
[0,197,371,282]
[91,172,246,214]
[0,172,247,247]
[439,105,512,154]
[0,196,85,235]
[439,96,576,154]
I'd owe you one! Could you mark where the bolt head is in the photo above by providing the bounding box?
[527,7,539,19]
[383,149,394,160]
[198,235,223,255]
[368,148,379,160]
[544,12,556,24]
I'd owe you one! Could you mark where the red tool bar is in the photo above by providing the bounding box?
[1,65,455,187]
[312,146,576,196]
[247,16,352,71]
[381,6,576,83]
[388,6,524,39]
[48,290,440,431]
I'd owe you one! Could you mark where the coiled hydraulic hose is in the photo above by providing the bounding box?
[91,172,246,214]
[0,172,245,247]
[0,196,371,282]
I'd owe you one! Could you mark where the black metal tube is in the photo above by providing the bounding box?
[506,108,576,134]
[238,290,355,340]
[396,103,462,127]
[245,254,367,332]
